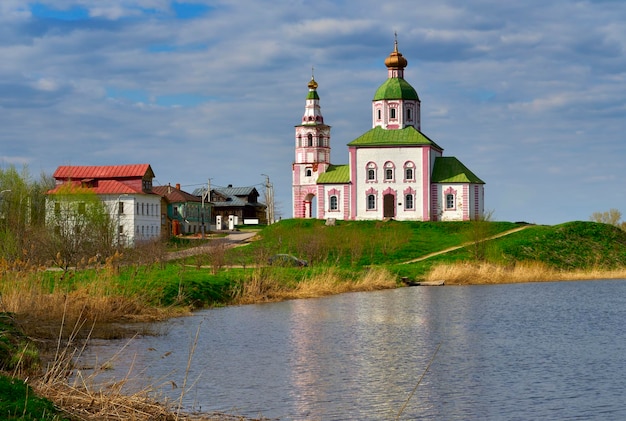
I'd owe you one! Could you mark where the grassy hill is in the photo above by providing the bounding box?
[226,219,626,282]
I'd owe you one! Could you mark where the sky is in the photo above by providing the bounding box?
[1,0,626,225]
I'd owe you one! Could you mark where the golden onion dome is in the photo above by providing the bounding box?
[308,76,318,90]
[384,40,408,69]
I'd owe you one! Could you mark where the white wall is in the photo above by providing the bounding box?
[353,146,430,221]
[102,194,161,246]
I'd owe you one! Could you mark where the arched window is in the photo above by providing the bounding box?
[366,162,377,182]
[384,161,395,181]
[390,108,396,119]
[406,108,412,120]
[367,194,376,210]
[307,133,313,147]
[305,168,312,177]
[405,194,414,210]
[377,109,382,120]
[329,195,338,211]
[404,161,415,181]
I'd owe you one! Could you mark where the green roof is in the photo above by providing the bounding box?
[431,157,485,184]
[317,164,350,184]
[347,126,442,149]
[373,78,419,101]
[306,90,319,100]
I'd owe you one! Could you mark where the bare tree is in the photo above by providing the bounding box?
[590,209,622,227]
[45,184,115,271]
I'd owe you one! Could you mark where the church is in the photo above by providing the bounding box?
[292,40,485,221]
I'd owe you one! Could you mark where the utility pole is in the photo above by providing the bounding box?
[202,178,211,238]
[261,174,274,225]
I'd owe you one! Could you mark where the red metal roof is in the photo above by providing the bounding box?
[53,164,154,180]
[152,185,201,203]
[47,180,143,195]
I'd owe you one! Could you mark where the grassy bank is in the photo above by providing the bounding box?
[4,219,626,337]
[3,218,626,419]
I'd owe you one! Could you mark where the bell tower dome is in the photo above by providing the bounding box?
[372,36,421,131]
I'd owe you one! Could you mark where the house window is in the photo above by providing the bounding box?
[143,180,152,191]
[308,133,313,147]
[118,225,123,234]
[390,108,396,119]
[405,194,414,210]
[367,194,376,210]
[306,168,312,177]
[329,195,338,211]
[384,162,395,181]
[118,201,124,214]
[174,206,179,216]
[366,162,377,182]
[446,194,455,209]
[404,162,415,181]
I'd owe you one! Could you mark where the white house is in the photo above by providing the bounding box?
[292,40,485,221]
[48,164,161,246]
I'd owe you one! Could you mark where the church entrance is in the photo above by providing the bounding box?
[304,193,317,218]
[383,194,395,219]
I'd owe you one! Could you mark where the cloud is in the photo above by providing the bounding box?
[1,0,626,224]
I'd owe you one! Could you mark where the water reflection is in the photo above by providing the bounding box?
[77,280,626,420]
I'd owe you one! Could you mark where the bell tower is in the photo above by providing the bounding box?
[292,74,331,218]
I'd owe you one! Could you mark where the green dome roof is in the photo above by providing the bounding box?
[373,78,419,101]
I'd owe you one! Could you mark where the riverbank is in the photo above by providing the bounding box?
[4,219,626,419]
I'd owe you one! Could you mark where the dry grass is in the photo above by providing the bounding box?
[235,267,397,304]
[22,314,271,421]
[0,270,187,343]
[33,378,262,421]
[424,261,626,285]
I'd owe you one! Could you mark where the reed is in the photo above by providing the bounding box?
[424,261,626,285]
[23,308,268,421]
[0,268,182,343]
[234,267,397,304]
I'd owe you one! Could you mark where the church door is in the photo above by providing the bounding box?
[383,194,395,218]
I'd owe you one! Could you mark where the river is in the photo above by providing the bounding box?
[76,279,626,420]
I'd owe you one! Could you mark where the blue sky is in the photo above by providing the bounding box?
[1,0,626,224]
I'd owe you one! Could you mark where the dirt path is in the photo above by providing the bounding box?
[165,230,258,261]
[401,225,530,264]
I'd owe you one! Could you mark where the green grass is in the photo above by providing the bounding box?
[0,375,67,420]
[30,219,626,310]
[493,221,626,270]
[226,218,520,266]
